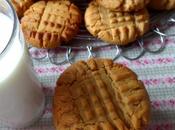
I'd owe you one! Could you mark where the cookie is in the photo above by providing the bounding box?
[149,0,175,10]
[96,0,150,11]
[53,58,151,130]
[21,0,82,48]
[11,0,34,18]
[84,1,150,46]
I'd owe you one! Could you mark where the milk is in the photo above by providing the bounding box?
[0,13,45,128]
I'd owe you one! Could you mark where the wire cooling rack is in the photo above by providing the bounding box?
[28,0,175,65]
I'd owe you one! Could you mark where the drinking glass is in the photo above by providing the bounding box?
[0,0,45,128]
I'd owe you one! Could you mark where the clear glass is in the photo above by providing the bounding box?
[0,0,45,128]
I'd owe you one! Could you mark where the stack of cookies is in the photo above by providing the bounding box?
[84,0,151,46]
[11,0,82,48]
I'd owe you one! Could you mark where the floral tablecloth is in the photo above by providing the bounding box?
[2,0,175,129]
[7,26,175,130]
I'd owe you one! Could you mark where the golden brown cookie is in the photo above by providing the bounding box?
[53,58,151,130]
[96,0,150,11]
[21,0,82,48]
[11,0,34,18]
[84,1,150,46]
[149,0,175,10]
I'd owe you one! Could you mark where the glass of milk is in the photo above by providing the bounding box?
[0,0,45,128]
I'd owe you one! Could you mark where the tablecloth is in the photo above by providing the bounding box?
[3,26,174,130]
[1,1,175,129]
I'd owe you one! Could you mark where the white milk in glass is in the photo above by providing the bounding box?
[0,12,45,128]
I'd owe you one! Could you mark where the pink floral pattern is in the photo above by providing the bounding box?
[30,34,175,129]
[4,18,174,130]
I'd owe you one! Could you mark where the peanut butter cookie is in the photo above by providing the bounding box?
[85,1,150,46]
[96,0,150,11]
[53,58,151,130]
[11,0,34,18]
[21,0,82,48]
[149,0,175,10]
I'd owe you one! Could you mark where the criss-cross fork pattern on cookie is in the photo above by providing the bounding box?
[85,1,150,46]
[96,0,150,11]
[21,0,81,48]
[53,58,151,130]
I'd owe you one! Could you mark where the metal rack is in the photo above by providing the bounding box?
[29,8,175,65]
